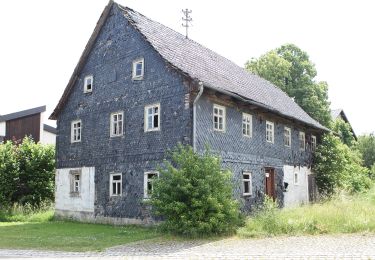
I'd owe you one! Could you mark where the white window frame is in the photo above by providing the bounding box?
[84,75,93,93]
[71,120,82,143]
[132,58,144,80]
[110,173,122,197]
[242,172,252,196]
[299,131,306,151]
[144,171,159,199]
[294,171,299,185]
[69,169,81,196]
[242,113,252,137]
[213,104,226,132]
[284,127,291,148]
[144,103,160,132]
[311,135,317,151]
[110,111,124,137]
[266,121,274,143]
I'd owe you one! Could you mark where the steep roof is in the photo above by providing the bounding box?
[0,106,46,122]
[330,108,357,140]
[50,1,327,131]
[331,109,343,120]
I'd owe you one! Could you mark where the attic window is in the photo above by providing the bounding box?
[132,58,144,80]
[84,75,93,93]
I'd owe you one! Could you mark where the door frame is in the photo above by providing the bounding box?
[264,167,276,201]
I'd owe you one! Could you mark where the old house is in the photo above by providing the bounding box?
[50,1,327,224]
[0,105,56,145]
[331,109,357,140]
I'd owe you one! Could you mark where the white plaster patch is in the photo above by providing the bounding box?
[283,165,311,207]
[55,167,95,213]
[41,130,56,145]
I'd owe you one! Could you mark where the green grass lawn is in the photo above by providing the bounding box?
[0,210,162,252]
[238,185,375,238]
[0,221,161,252]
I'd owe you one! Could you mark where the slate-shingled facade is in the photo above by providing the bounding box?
[51,1,326,224]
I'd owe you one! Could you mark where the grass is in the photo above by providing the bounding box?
[238,186,375,238]
[0,206,162,252]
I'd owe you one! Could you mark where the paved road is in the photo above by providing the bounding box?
[0,234,374,259]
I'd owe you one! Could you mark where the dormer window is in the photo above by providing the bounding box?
[84,75,93,93]
[132,58,144,80]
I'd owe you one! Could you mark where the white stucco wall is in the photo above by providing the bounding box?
[283,165,311,207]
[55,167,95,213]
[0,121,5,136]
[41,130,56,145]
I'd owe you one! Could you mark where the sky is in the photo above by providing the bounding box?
[0,0,374,135]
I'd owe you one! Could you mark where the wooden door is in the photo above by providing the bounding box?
[308,174,317,202]
[265,168,276,201]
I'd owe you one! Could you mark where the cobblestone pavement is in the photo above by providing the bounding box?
[0,234,375,259]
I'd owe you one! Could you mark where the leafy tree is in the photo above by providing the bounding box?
[0,137,55,209]
[331,118,356,147]
[246,44,331,127]
[357,134,375,169]
[313,134,371,196]
[150,145,243,236]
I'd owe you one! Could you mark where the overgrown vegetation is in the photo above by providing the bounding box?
[357,133,375,170]
[313,133,371,196]
[150,145,243,236]
[0,137,55,209]
[238,186,375,238]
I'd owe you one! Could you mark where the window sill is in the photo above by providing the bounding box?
[145,128,160,132]
[242,193,252,197]
[132,76,144,81]
[70,192,80,197]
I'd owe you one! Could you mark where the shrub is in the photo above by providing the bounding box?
[0,137,55,209]
[357,133,375,169]
[150,145,243,236]
[313,133,371,196]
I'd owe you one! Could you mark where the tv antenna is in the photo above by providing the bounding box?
[182,9,192,39]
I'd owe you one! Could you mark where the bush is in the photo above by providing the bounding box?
[149,145,243,236]
[313,133,371,196]
[357,133,375,169]
[0,137,55,209]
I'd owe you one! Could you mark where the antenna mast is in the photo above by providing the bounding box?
[182,9,192,39]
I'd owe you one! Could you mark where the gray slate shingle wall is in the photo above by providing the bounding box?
[56,6,192,219]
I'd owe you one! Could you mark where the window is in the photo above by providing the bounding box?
[132,58,144,80]
[213,104,226,132]
[84,75,93,93]
[311,135,317,151]
[110,173,122,196]
[144,171,159,199]
[266,121,274,143]
[71,120,82,143]
[299,131,306,151]
[70,170,81,196]
[294,172,299,185]
[144,104,160,132]
[242,172,252,196]
[110,112,124,137]
[242,113,252,137]
[284,127,291,147]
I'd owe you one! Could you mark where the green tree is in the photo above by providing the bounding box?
[150,145,243,236]
[313,133,371,196]
[246,44,331,127]
[331,118,356,147]
[357,133,375,169]
[0,137,55,209]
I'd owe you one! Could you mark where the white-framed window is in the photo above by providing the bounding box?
[284,127,291,147]
[132,58,144,80]
[110,112,124,137]
[71,120,82,143]
[242,172,252,196]
[266,121,274,143]
[110,173,122,197]
[213,104,226,132]
[299,131,306,151]
[294,172,299,185]
[311,135,317,151]
[144,171,159,199]
[144,104,160,132]
[69,169,81,196]
[242,113,252,137]
[84,75,93,93]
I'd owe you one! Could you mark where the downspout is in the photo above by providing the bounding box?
[193,82,204,152]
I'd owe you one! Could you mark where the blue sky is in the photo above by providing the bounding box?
[0,0,374,134]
